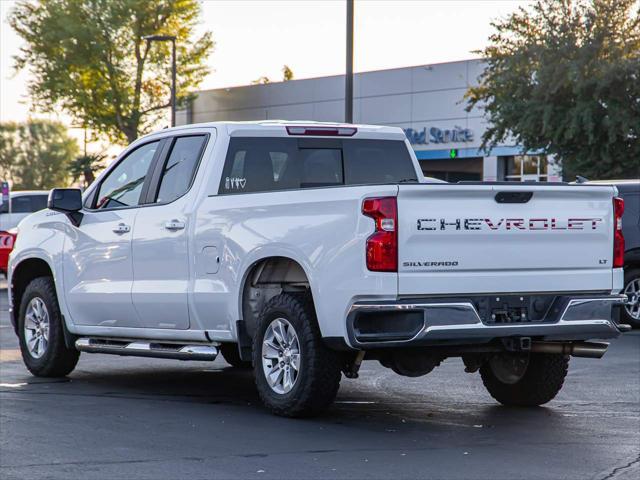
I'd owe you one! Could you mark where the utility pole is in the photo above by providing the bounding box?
[345,0,354,124]
[171,38,177,127]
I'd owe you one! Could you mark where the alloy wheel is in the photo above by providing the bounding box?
[24,297,50,359]
[624,277,640,321]
[261,318,301,394]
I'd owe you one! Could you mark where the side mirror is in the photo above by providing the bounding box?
[48,188,83,226]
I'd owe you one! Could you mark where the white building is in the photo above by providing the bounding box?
[177,59,561,183]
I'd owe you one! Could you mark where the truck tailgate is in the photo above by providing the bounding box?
[397,184,617,295]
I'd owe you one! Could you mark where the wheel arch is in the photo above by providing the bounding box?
[624,247,640,270]
[239,255,315,339]
[10,257,55,333]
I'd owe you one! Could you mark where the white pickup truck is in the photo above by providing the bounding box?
[8,121,630,417]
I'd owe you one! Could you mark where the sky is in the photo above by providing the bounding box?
[0,0,532,147]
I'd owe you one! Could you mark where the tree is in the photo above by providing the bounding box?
[69,152,107,188]
[282,65,294,81]
[252,65,295,85]
[9,0,214,145]
[251,76,271,85]
[0,120,78,189]
[466,0,640,179]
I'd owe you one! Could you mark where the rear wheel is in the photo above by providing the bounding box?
[18,277,79,377]
[622,267,640,328]
[252,293,342,417]
[480,352,569,406]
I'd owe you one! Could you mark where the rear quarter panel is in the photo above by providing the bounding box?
[191,185,398,340]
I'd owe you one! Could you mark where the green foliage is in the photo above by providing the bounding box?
[68,152,107,188]
[282,65,294,81]
[466,0,640,180]
[9,0,214,144]
[0,120,79,189]
[252,65,295,85]
[251,76,271,85]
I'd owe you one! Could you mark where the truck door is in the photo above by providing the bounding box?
[130,134,210,330]
[63,140,161,327]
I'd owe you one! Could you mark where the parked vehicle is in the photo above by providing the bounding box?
[0,191,45,277]
[590,180,640,326]
[7,122,629,417]
[0,229,17,277]
[0,190,49,231]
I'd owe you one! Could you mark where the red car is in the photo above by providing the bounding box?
[0,229,17,277]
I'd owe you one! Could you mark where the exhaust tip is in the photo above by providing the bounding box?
[530,341,609,359]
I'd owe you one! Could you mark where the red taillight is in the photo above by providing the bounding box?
[362,197,397,272]
[613,197,625,268]
[286,126,357,136]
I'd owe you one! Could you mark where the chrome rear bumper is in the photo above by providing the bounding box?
[346,294,628,348]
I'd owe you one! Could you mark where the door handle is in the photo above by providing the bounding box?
[164,220,185,231]
[112,223,130,234]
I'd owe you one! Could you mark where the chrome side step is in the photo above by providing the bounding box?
[75,338,218,361]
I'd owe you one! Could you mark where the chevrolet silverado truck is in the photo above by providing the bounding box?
[8,121,630,417]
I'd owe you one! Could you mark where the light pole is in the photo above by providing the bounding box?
[345,0,354,124]
[143,34,177,127]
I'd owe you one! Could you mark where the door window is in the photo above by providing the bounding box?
[155,136,207,203]
[95,141,159,209]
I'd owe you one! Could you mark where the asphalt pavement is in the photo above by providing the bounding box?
[1,283,639,480]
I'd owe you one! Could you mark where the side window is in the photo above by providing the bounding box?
[220,138,296,193]
[31,194,48,212]
[95,141,159,209]
[10,196,32,213]
[155,135,206,203]
[10,195,47,213]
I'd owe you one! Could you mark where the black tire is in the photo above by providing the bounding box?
[220,343,252,368]
[480,352,569,407]
[252,293,342,417]
[18,277,79,377]
[622,267,640,328]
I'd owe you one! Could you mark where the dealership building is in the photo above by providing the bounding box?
[177,59,561,183]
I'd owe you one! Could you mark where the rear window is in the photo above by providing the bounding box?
[219,137,417,194]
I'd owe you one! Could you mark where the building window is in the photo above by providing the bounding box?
[503,155,548,182]
[420,158,483,183]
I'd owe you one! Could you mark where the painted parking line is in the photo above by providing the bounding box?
[0,349,22,362]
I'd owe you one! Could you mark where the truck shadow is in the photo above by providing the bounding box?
[31,359,567,433]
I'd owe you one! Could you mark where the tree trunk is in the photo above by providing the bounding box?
[121,122,139,145]
[124,130,138,145]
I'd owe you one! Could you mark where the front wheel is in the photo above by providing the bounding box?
[480,352,569,406]
[252,293,342,417]
[18,277,80,377]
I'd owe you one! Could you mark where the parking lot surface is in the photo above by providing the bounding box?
[1,285,639,480]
